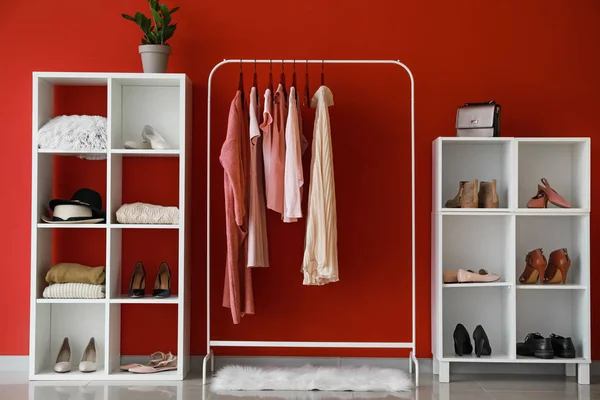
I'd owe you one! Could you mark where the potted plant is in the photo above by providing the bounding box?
[122,0,179,73]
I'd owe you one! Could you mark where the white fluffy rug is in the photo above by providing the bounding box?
[211,365,413,393]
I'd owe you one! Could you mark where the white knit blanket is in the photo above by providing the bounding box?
[43,283,105,299]
[37,115,107,160]
[211,365,412,392]
[116,202,179,225]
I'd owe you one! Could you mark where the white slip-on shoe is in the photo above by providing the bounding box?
[79,337,98,373]
[123,140,152,149]
[54,337,72,373]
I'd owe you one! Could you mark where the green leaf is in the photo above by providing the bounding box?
[160,4,171,25]
[140,13,152,33]
[142,38,149,44]
[122,13,136,21]
[147,30,159,44]
[151,8,163,27]
[170,6,180,14]
[163,24,177,42]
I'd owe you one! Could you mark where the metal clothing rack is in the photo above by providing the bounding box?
[204,59,418,387]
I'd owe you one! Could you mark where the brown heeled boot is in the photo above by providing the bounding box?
[519,249,547,284]
[544,248,571,284]
[478,179,499,208]
[445,180,479,208]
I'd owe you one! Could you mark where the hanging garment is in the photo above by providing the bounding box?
[260,88,275,212]
[263,84,288,214]
[247,87,269,267]
[302,86,339,285]
[220,90,254,323]
[283,87,308,223]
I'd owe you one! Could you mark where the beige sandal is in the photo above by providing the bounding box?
[129,353,177,374]
[120,351,166,371]
[457,269,500,283]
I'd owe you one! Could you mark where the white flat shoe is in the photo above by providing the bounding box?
[457,269,501,283]
[54,337,71,373]
[79,337,98,372]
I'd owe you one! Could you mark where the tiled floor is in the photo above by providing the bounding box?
[1,372,598,399]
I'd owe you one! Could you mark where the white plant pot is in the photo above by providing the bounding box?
[138,45,171,73]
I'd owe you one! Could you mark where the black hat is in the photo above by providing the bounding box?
[42,188,106,224]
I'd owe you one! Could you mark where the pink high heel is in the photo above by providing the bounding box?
[540,178,571,208]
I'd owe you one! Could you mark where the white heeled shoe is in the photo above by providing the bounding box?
[79,337,98,373]
[124,125,171,150]
[53,337,71,373]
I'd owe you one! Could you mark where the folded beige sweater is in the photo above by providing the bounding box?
[45,263,106,285]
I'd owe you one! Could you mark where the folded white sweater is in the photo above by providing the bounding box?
[116,202,179,224]
[43,283,105,299]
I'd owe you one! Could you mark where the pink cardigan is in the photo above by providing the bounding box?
[219,91,255,323]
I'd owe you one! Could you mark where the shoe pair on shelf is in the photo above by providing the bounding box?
[444,269,501,284]
[527,178,571,208]
[453,324,492,357]
[445,179,499,209]
[517,333,576,359]
[54,337,97,373]
[120,351,178,374]
[128,262,172,298]
[520,248,571,284]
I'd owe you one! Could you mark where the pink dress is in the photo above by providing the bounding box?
[247,86,269,267]
[219,91,254,323]
[263,84,287,214]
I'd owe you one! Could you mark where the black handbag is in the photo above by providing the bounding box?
[456,101,501,137]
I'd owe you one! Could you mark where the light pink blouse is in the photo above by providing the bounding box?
[247,87,269,267]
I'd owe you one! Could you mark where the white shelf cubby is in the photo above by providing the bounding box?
[30,72,192,381]
[431,137,591,385]
[433,137,514,211]
[516,138,590,211]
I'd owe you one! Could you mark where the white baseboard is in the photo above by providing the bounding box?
[5,356,599,376]
[0,356,29,371]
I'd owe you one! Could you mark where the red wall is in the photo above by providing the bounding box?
[3,0,599,359]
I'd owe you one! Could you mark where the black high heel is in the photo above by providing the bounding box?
[473,325,492,357]
[453,323,472,356]
[128,262,146,298]
[153,262,171,298]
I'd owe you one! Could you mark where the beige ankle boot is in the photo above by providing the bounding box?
[445,180,479,208]
[478,179,499,208]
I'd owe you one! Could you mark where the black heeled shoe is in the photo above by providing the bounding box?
[453,323,473,356]
[473,325,492,357]
[153,262,171,298]
[128,262,146,298]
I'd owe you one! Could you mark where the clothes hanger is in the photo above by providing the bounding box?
[238,59,244,105]
[253,59,259,103]
[291,60,298,101]
[303,60,309,107]
[268,60,273,93]
[280,60,288,99]
[321,60,325,86]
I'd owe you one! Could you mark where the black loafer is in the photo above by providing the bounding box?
[517,332,554,359]
[550,333,576,358]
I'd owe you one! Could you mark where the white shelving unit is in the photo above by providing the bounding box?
[29,72,192,381]
[431,137,591,384]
